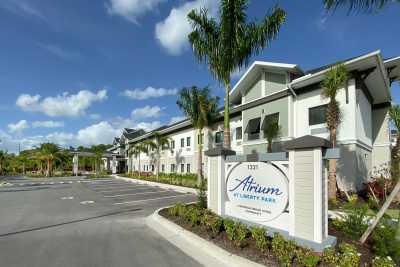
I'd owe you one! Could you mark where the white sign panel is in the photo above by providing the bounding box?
[226,162,289,222]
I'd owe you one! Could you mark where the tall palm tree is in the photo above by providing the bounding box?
[322,64,348,200]
[129,143,147,177]
[177,86,219,185]
[263,120,281,153]
[90,144,108,175]
[144,132,170,181]
[188,1,286,149]
[324,0,399,13]
[38,143,60,177]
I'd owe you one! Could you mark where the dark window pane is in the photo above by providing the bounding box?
[309,105,327,125]
[215,131,223,144]
[236,127,242,140]
[245,118,261,140]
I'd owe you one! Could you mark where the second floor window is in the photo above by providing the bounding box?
[186,137,191,147]
[262,113,280,131]
[236,127,242,140]
[215,131,223,144]
[309,105,327,126]
[181,138,185,148]
[171,140,175,149]
[245,117,261,140]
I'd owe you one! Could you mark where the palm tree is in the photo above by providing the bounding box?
[177,86,219,185]
[324,0,399,13]
[144,132,170,181]
[188,1,286,149]
[90,144,109,175]
[129,143,147,177]
[38,143,60,177]
[322,64,348,200]
[389,105,400,178]
[263,120,281,153]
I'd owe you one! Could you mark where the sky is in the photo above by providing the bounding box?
[0,0,399,153]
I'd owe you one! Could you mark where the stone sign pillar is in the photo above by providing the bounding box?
[205,148,236,216]
[112,156,117,174]
[73,154,79,176]
[285,135,335,246]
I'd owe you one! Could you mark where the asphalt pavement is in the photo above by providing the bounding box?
[0,176,199,267]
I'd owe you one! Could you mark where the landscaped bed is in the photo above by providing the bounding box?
[160,201,399,267]
[120,172,199,188]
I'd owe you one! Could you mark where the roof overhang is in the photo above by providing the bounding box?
[384,56,400,83]
[230,61,303,103]
[291,50,392,105]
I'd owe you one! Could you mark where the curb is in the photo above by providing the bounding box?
[146,207,265,267]
[113,175,198,195]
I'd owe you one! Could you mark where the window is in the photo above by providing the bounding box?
[245,117,261,140]
[186,164,190,173]
[215,131,223,144]
[181,164,185,173]
[262,113,279,131]
[309,105,327,126]
[198,134,203,145]
[171,140,175,149]
[171,164,175,172]
[186,137,191,147]
[151,165,154,172]
[181,138,185,148]
[161,164,165,172]
[236,127,242,140]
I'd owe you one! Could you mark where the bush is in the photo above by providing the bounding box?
[370,219,400,264]
[189,207,202,226]
[235,222,249,248]
[322,247,339,266]
[372,256,396,267]
[224,219,236,241]
[168,202,186,217]
[250,226,268,253]
[271,233,296,267]
[295,248,320,267]
[337,243,360,267]
[210,216,224,236]
[333,203,369,239]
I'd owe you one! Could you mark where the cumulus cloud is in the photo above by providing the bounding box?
[76,121,121,146]
[106,0,166,23]
[122,86,177,100]
[131,105,162,119]
[32,120,64,128]
[8,120,29,134]
[16,89,107,117]
[155,0,219,55]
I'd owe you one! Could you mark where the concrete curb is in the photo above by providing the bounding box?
[146,207,265,267]
[113,175,198,195]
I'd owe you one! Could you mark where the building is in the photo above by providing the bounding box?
[107,50,400,191]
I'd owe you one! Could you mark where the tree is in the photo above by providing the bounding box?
[0,150,7,176]
[129,143,148,177]
[389,105,400,178]
[144,132,170,181]
[188,1,286,149]
[38,143,61,177]
[90,144,109,175]
[322,64,348,200]
[263,120,281,153]
[177,86,219,185]
[324,0,399,13]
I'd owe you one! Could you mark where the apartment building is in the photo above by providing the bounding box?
[107,50,400,191]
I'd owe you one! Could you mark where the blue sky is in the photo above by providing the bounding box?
[0,0,399,153]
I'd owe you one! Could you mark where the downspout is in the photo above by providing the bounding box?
[288,83,297,139]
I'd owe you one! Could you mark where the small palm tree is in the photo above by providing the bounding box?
[322,64,348,200]
[144,132,170,181]
[263,121,281,153]
[129,143,147,177]
[324,0,399,13]
[38,143,61,177]
[188,1,286,149]
[177,86,219,185]
[90,144,109,175]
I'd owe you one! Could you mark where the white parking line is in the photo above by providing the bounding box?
[90,183,134,187]
[103,190,170,198]
[113,194,188,205]
[97,186,153,193]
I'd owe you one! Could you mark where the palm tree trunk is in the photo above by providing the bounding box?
[223,80,231,149]
[267,139,272,153]
[47,159,50,177]
[328,127,338,200]
[156,153,160,181]
[197,128,203,186]
[138,155,141,179]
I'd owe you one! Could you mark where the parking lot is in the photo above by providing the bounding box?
[0,176,199,267]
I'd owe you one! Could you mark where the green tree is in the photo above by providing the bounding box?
[129,143,148,177]
[38,143,61,177]
[324,0,399,13]
[188,0,286,149]
[90,144,109,175]
[177,86,219,185]
[389,105,400,179]
[263,120,281,153]
[0,150,7,176]
[144,132,170,181]
[322,64,348,200]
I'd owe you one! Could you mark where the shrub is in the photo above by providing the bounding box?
[235,222,249,248]
[197,179,207,209]
[322,247,339,266]
[372,256,396,267]
[250,226,268,253]
[295,248,320,267]
[183,207,194,223]
[224,219,236,241]
[337,243,360,267]
[271,233,296,267]
[333,203,369,239]
[168,202,185,217]
[189,207,202,226]
[370,219,400,264]
[210,217,224,236]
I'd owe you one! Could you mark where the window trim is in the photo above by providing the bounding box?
[245,117,261,140]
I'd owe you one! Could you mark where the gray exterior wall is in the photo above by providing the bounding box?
[208,158,219,212]
[265,72,286,95]
[371,107,391,169]
[243,75,262,103]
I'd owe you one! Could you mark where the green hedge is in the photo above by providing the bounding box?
[120,172,199,188]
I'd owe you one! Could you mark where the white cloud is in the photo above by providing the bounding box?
[8,120,29,134]
[131,105,162,119]
[16,89,107,117]
[122,86,177,100]
[169,116,186,125]
[106,0,166,23]
[76,121,121,146]
[155,0,219,55]
[32,120,64,128]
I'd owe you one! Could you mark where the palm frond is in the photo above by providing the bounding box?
[389,105,400,133]
[324,0,398,13]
